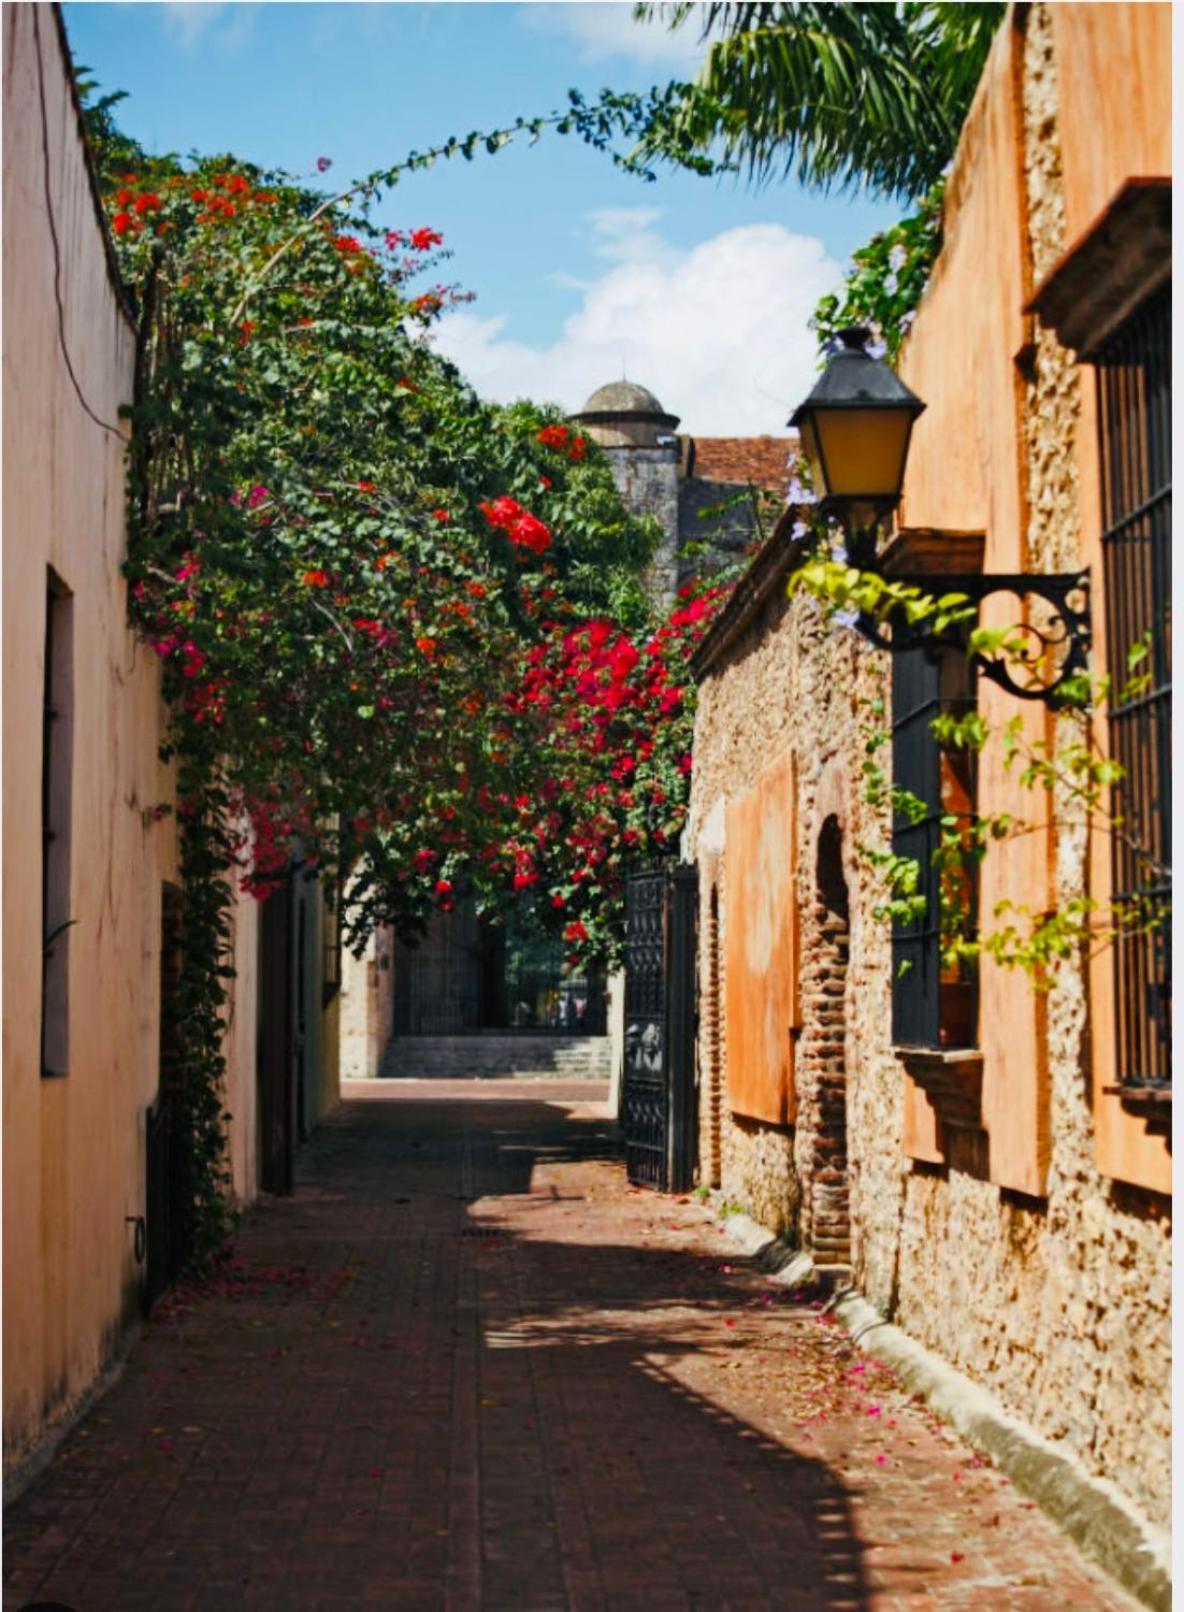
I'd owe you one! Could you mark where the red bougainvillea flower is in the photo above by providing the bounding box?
[433,508,450,523]
[333,234,362,256]
[112,213,135,236]
[568,435,587,462]
[434,878,453,895]
[357,480,376,492]
[415,636,437,657]
[409,228,444,251]
[564,920,589,944]
[478,496,552,555]
[133,192,161,214]
[302,569,329,588]
[536,423,570,451]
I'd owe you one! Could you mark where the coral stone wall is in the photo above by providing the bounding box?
[891,2,1171,1528]
[686,1,1170,1531]
[688,587,902,1282]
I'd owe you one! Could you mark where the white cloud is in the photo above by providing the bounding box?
[431,212,838,437]
[160,3,256,50]
[519,2,709,70]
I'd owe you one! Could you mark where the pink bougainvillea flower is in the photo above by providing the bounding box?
[316,155,333,172]
[246,483,269,508]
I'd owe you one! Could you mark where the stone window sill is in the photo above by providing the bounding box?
[897,1046,983,1132]
[1101,1082,1171,1142]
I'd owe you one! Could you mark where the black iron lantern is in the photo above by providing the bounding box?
[790,326,926,560]
[788,327,1091,706]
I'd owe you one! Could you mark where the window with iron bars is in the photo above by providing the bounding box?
[891,645,978,1051]
[1096,284,1171,1091]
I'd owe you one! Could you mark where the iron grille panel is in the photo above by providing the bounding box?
[623,866,669,1187]
[1097,285,1171,1088]
[621,863,699,1191]
[891,647,977,1049]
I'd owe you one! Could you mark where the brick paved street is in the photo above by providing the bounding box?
[5,1082,1138,1612]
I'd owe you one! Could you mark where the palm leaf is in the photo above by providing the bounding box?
[631,2,1005,200]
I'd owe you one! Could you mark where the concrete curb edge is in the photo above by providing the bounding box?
[707,1204,1170,1612]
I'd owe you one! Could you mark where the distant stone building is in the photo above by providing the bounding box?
[571,381,793,606]
[369,386,794,1082]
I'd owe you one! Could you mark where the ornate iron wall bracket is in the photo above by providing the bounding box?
[855,570,1092,706]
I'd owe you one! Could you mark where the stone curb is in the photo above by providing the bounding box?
[707,1205,1170,1612]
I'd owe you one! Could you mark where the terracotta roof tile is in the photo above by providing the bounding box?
[687,435,798,492]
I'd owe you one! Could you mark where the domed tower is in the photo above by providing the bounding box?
[571,380,682,606]
[572,380,681,449]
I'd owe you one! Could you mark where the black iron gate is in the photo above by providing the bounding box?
[144,1094,192,1311]
[622,862,699,1191]
[145,883,193,1311]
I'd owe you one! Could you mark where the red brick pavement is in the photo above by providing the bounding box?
[4,1080,1138,1611]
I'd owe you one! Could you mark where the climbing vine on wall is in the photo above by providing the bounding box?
[786,554,1166,984]
[81,94,733,1265]
[811,179,946,362]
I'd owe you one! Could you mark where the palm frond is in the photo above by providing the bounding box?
[632,2,1006,200]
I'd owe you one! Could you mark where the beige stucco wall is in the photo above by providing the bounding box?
[687,2,1169,1529]
[224,888,261,1204]
[339,916,395,1080]
[2,5,261,1468]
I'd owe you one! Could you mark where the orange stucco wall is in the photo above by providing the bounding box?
[897,3,1169,1195]
[2,6,261,1468]
[895,20,1050,1194]
[1052,3,1172,251]
[724,750,799,1124]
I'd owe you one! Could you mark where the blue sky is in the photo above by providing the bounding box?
[63,3,901,434]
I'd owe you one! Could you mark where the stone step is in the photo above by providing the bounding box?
[377,1033,614,1081]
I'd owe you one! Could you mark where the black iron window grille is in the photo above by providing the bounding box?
[1096,283,1171,1092]
[891,645,978,1050]
[41,569,73,1079]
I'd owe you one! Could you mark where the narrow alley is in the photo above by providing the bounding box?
[5,1082,1136,1612]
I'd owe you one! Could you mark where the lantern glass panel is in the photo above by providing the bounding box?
[798,415,828,498]
[813,408,913,501]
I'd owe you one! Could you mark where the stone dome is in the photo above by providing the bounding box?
[570,379,681,448]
